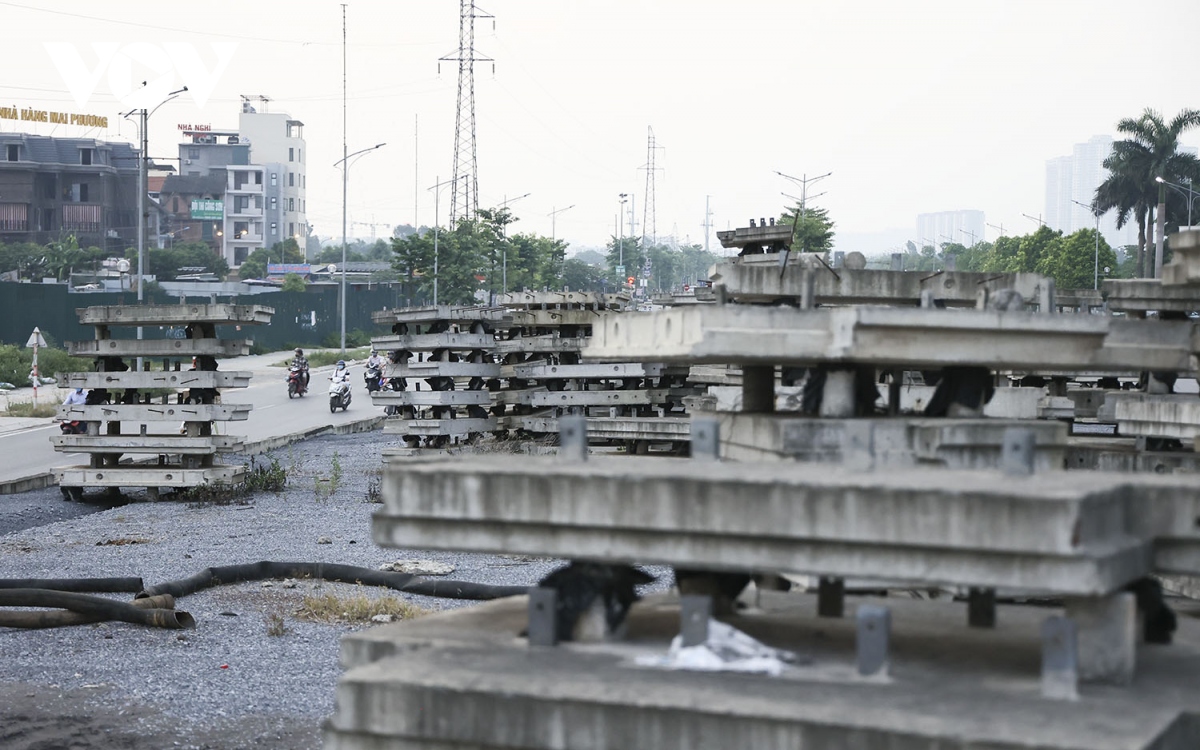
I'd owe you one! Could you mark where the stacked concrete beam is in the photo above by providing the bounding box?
[496,291,694,450]
[369,306,506,448]
[53,303,271,500]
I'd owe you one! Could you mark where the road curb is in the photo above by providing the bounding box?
[0,416,385,495]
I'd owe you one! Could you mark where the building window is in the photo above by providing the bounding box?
[271,222,278,236]
[289,222,294,237]
[69,183,89,202]
[42,207,54,231]
[254,195,262,209]
[80,148,92,165]
[254,171,262,184]
[302,174,305,188]
[288,147,294,162]
[188,148,199,159]
[270,196,277,209]
[234,171,248,189]
[5,144,17,162]
[288,172,294,187]
[288,198,294,212]
[235,221,249,238]
[270,173,277,187]
[235,246,249,265]
[298,149,301,163]
[172,197,179,213]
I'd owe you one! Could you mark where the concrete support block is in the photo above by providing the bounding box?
[1001,428,1036,476]
[690,417,720,461]
[680,595,712,647]
[742,365,775,413]
[1041,615,1079,700]
[819,369,856,418]
[856,604,891,677]
[558,415,587,462]
[1065,592,1137,684]
[527,587,557,647]
[818,577,844,618]
[967,587,996,628]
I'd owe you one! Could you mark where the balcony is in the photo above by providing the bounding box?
[62,203,101,232]
[0,202,29,232]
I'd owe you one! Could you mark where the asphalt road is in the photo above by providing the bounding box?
[0,358,380,490]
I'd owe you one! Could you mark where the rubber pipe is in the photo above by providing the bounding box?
[139,561,529,601]
[0,593,176,629]
[0,577,144,593]
[0,589,194,630]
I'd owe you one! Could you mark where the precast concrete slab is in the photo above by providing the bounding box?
[1066,436,1200,474]
[68,338,251,358]
[58,403,251,422]
[1117,399,1200,440]
[498,290,629,309]
[1160,230,1200,286]
[371,305,510,326]
[368,333,496,351]
[584,306,1122,370]
[51,434,244,454]
[507,416,691,441]
[512,362,667,379]
[60,370,253,389]
[513,389,671,408]
[55,464,244,488]
[370,390,491,406]
[710,262,1052,308]
[76,303,274,326]
[717,414,1068,470]
[1103,278,1200,313]
[381,417,496,436]
[1088,319,1198,372]
[494,336,587,355]
[509,309,611,327]
[382,361,501,379]
[374,455,1150,595]
[325,592,1200,750]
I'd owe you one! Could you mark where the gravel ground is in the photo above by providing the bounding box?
[0,430,584,750]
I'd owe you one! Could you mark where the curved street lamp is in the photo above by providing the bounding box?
[1156,176,1200,228]
[1070,199,1100,290]
[333,142,386,353]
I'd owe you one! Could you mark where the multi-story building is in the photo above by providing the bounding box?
[175,102,307,268]
[158,173,227,256]
[0,134,139,252]
[1044,135,1138,248]
[916,210,985,248]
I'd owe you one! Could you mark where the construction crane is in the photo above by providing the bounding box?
[351,221,394,239]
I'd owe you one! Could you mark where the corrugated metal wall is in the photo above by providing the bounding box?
[0,282,406,352]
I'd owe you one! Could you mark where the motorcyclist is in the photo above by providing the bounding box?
[291,348,310,389]
[366,349,384,371]
[330,359,350,382]
[62,387,88,406]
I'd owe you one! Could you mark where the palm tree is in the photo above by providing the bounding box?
[1093,108,1200,277]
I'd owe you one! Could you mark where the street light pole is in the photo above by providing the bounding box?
[548,205,574,243]
[775,170,832,252]
[1156,176,1199,229]
[1071,199,1100,290]
[496,192,531,296]
[426,175,460,306]
[618,193,628,270]
[334,142,386,353]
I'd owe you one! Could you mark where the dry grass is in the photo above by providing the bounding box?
[95,537,150,546]
[295,591,426,624]
[264,609,289,636]
[3,402,58,418]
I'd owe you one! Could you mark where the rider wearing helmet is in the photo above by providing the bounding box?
[291,348,310,387]
[365,349,384,371]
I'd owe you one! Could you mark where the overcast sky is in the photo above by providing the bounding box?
[3,0,1199,254]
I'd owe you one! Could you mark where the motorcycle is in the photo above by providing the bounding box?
[59,420,88,435]
[287,365,308,398]
[364,364,384,393]
[329,371,352,413]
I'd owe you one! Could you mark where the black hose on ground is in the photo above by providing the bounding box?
[138,561,529,601]
[0,577,144,593]
[0,590,193,629]
[0,593,176,629]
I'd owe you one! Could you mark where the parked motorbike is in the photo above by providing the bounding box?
[329,371,352,413]
[59,420,87,435]
[287,365,308,398]
[364,364,384,393]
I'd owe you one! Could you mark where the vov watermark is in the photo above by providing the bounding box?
[44,42,237,110]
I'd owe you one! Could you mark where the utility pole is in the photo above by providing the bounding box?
[701,195,712,254]
[775,170,832,253]
[441,0,493,223]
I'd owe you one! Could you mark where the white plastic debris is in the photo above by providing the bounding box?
[635,619,796,675]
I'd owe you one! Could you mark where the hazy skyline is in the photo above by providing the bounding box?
[3,0,1198,255]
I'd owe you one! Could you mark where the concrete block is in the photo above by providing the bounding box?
[61,370,252,390]
[855,604,891,677]
[1065,592,1137,684]
[58,403,251,422]
[679,595,711,647]
[76,303,273,326]
[68,338,250,358]
[1041,615,1079,700]
[1116,399,1200,440]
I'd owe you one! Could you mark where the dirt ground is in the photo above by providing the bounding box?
[0,682,322,750]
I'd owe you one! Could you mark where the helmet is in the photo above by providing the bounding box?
[295,348,303,355]
[337,360,346,367]
[75,387,84,394]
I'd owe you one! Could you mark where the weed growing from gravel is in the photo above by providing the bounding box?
[364,470,382,504]
[183,457,287,506]
[295,592,426,624]
[264,609,289,636]
[330,451,343,491]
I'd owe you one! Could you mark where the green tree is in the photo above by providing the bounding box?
[779,203,835,255]
[1094,108,1200,277]
[238,248,270,281]
[605,234,644,289]
[281,272,307,292]
[316,245,367,264]
[1036,228,1117,290]
[561,257,604,292]
[268,237,306,264]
